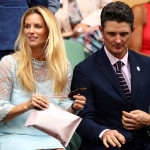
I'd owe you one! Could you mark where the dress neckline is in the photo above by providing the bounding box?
[32,57,46,65]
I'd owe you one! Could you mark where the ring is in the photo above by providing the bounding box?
[37,97,40,100]
[77,27,82,33]
[127,124,131,127]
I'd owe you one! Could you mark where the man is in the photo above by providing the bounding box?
[71,1,150,150]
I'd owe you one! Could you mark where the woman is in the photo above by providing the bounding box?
[129,1,150,56]
[0,6,85,150]
[55,0,112,55]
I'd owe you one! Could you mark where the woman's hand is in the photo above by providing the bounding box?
[26,93,50,110]
[72,95,86,111]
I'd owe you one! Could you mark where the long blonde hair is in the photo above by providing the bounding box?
[14,6,68,94]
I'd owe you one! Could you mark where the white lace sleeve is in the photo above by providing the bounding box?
[0,56,15,121]
[59,61,73,110]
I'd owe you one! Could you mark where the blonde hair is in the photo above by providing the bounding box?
[14,6,68,94]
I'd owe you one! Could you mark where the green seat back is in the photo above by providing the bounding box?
[64,39,86,70]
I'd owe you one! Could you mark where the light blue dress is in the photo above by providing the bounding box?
[0,55,73,150]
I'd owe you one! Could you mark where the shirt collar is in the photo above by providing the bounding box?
[104,46,129,67]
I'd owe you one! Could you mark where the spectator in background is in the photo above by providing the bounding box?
[0,0,60,60]
[129,1,150,56]
[55,0,112,56]
[29,0,60,14]
[0,5,85,150]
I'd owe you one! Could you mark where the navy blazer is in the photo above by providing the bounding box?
[71,47,150,150]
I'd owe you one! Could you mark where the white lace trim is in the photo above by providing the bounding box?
[32,57,46,65]
[0,102,14,121]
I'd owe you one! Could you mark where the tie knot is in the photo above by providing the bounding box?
[115,61,122,72]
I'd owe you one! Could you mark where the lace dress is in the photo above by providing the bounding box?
[0,54,73,150]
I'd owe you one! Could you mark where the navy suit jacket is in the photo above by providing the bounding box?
[71,47,150,150]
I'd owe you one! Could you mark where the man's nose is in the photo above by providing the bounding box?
[115,35,121,43]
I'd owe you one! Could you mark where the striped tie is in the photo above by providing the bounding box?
[115,61,131,101]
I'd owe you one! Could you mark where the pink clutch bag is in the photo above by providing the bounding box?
[24,94,82,147]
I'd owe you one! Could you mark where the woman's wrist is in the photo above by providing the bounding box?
[23,102,31,111]
[71,102,84,115]
[71,103,80,114]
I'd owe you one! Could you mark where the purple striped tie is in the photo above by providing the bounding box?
[115,61,131,101]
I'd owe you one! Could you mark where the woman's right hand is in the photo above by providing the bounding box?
[26,93,50,110]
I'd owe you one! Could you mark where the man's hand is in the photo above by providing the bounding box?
[102,130,126,148]
[73,23,89,37]
[122,110,150,130]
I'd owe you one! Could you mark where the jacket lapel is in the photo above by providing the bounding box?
[96,47,126,101]
[128,50,141,101]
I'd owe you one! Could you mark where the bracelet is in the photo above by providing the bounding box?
[71,103,80,114]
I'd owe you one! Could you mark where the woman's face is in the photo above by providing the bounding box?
[24,13,48,51]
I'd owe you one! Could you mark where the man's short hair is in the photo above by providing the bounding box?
[101,1,134,30]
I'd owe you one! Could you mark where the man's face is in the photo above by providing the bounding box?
[100,21,133,59]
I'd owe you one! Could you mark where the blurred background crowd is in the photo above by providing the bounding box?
[1,0,150,61]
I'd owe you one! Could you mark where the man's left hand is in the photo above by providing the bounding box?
[122,110,150,130]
